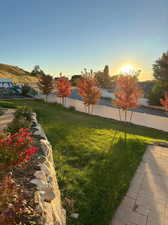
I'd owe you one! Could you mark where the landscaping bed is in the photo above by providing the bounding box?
[0,99,168,225]
[0,107,45,224]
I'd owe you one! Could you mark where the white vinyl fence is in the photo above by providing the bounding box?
[36,94,168,132]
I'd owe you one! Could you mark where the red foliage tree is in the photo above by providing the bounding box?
[113,75,143,142]
[113,75,143,143]
[77,71,101,113]
[160,92,168,112]
[55,77,71,104]
[114,75,143,113]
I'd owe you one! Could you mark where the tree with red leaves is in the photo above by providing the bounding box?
[113,75,143,142]
[55,77,71,104]
[114,75,143,112]
[160,92,168,112]
[38,74,53,102]
[77,69,101,113]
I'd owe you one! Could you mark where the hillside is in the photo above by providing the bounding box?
[0,64,38,83]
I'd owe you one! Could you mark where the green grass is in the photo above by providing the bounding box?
[0,99,168,225]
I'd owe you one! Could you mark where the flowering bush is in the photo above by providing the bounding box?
[0,128,38,176]
[0,128,39,224]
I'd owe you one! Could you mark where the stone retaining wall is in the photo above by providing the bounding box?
[30,113,66,225]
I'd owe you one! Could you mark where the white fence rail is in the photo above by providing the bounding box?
[36,94,168,132]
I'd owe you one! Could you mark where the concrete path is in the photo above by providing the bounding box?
[0,109,15,131]
[111,145,168,225]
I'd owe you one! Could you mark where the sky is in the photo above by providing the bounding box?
[0,0,168,80]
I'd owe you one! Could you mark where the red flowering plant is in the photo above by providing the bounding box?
[0,128,39,224]
[77,69,101,113]
[55,77,71,104]
[160,92,168,113]
[0,128,38,178]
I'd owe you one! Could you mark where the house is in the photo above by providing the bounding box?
[0,78,14,88]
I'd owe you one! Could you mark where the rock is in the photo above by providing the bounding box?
[34,170,46,181]
[71,213,79,219]
[40,139,51,153]
[30,179,48,191]
[40,189,56,202]
[40,163,50,176]
[47,176,53,183]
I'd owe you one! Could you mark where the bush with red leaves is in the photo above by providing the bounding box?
[0,128,38,177]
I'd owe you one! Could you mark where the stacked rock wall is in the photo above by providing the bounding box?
[30,113,66,225]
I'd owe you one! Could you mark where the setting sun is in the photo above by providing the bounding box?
[120,64,134,74]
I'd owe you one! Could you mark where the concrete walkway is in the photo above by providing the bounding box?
[111,145,168,225]
[0,109,15,131]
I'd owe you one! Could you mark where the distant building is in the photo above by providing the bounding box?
[0,78,14,88]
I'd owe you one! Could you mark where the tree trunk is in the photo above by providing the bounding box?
[124,110,127,144]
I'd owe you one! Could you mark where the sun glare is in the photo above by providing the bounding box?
[120,65,134,74]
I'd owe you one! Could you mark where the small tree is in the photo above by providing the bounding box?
[160,92,168,113]
[113,75,143,142]
[38,74,53,102]
[77,69,101,113]
[55,77,71,105]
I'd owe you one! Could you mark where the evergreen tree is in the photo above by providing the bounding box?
[31,65,45,76]
[95,65,112,88]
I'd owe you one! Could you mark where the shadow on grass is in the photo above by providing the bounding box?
[57,137,146,225]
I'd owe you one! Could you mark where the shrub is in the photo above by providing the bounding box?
[21,85,37,97]
[21,85,31,96]
[14,106,32,121]
[0,128,38,177]
[0,174,35,225]
[7,106,32,134]
[69,106,76,111]
[148,82,165,106]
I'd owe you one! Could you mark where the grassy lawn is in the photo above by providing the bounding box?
[0,99,168,225]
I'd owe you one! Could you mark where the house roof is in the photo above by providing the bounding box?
[0,78,13,82]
